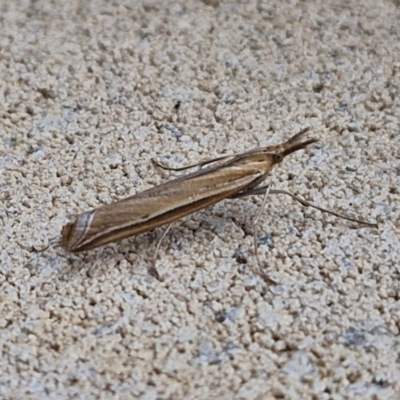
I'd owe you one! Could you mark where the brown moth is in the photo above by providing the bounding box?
[61,128,376,255]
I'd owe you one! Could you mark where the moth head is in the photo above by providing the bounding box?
[271,153,284,164]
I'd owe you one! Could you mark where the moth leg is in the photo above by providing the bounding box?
[234,185,377,227]
[148,223,173,279]
[231,184,271,199]
[250,185,278,284]
[226,174,270,201]
[252,185,268,274]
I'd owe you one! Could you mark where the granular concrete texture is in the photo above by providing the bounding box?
[1,0,400,399]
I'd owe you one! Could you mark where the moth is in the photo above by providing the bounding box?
[61,128,376,261]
